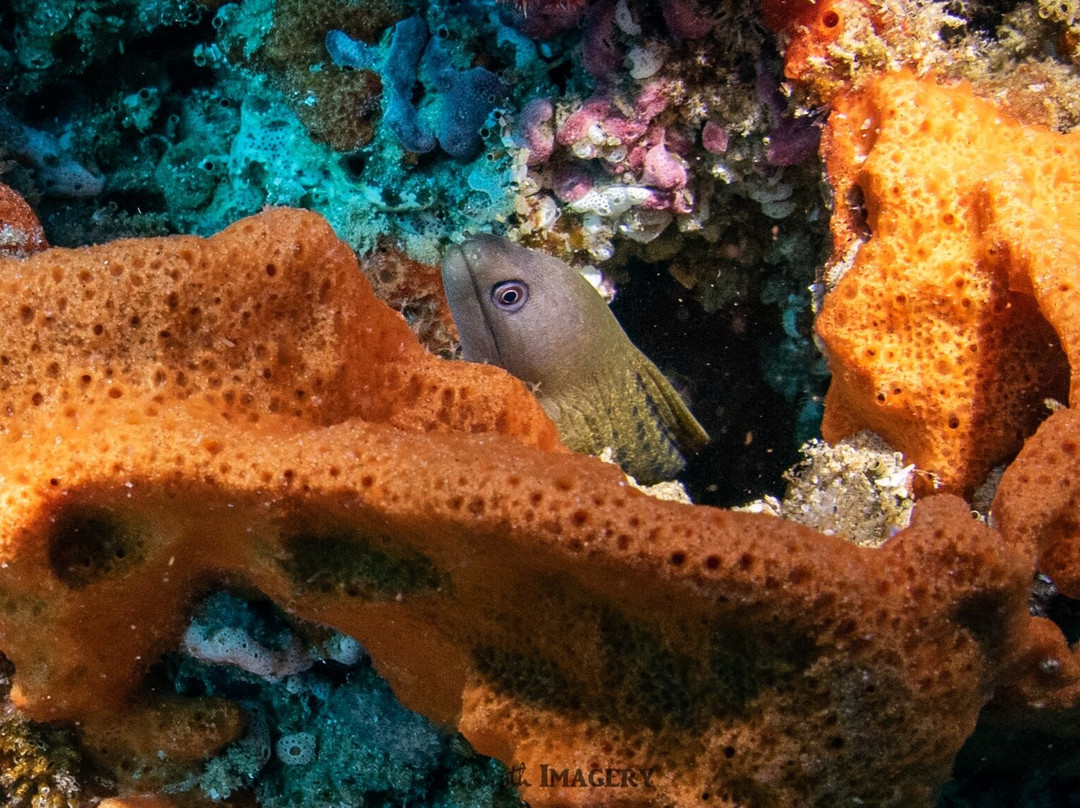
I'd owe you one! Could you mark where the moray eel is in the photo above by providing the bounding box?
[442,234,709,484]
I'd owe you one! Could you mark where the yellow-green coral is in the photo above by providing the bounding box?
[0,653,86,807]
[0,709,86,808]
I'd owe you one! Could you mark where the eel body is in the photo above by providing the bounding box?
[441,235,708,484]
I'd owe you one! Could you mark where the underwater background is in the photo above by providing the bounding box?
[0,0,837,511]
[1,0,1080,805]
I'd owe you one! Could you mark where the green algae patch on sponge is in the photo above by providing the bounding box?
[0,207,1035,807]
[0,711,85,808]
[816,71,1079,496]
[279,529,447,600]
[46,506,150,590]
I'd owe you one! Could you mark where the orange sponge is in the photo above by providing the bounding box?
[0,206,560,448]
[994,407,1080,599]
[816,72,1077,495]
[0,208,1033,806]
[991,408,1080,732]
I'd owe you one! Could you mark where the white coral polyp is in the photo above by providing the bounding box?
[276,732,317,766]
[614,0,642,34]
[569,185,650,217]
[571,141,597,159]
[619,209,673,243]
[587,122,607,146]
[627,44,665,79]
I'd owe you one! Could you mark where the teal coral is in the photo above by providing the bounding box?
[7,0,203,91]
[326,16,437,154]
[223,0,398,153]
[192,1,533,260]
[0,0,535,259]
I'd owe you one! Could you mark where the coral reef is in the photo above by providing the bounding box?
[360,241,460,356]
[0,0,529,260]
[759,0,959,101]
[170,591,523,807]
[326,14,506,160]
[815,71,1078,496]
[0,208,1035,807]
[0,0,832,508]
[0,107,104,203]
[228,0,407,153]
[500,0,828,289]
[0,713,86,808]
[743,430,915,547]
[760,0,1080,132]
[4,0,204,94]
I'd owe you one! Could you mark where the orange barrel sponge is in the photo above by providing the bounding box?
[815,71,1080,496]
[0,208,1034,806]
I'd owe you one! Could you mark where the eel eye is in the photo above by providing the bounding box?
[491,280,529,312]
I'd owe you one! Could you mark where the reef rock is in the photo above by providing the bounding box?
[816,71,1079,496]
[0,181,46,258]
[0,208,1032,806]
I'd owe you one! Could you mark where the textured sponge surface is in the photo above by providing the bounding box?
[817,72,1078,494]
[0,207,1035,808]
[0,207,562,449]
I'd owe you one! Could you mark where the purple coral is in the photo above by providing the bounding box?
[659,0,716,39]
[557,93,649,154]
[500,1,586,38]
[634,79,672,121]
[582,0,623,79]
[701,121,729,154]
[756,69,823,166]
[516,97,555,165]
[422,33,507,160]
[553,164,594,203]
[539,78,699,220]
[642,137,687,191]
[766,116,823,166]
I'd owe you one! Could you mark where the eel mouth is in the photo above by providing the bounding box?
[441,242,501,365]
